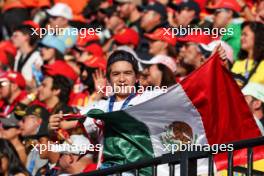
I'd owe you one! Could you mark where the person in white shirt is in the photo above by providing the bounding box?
[48,50,164,175]
[11,24,43,89]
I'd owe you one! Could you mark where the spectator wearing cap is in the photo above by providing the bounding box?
[0,115,27,165]
[68,43,107,107]
[137,2,169,60]
[231,22,264,87]
[58,135,97,174]
[18,105,50,175]
[175,32,214,77]
[0,40,17,70]
[139,55,176,88]
[46,3,77,49]
[0,71,28,116]
[144,28,177,57]
[37,74,75,114]
[168,0,201,28]
[207,0,243,59]
[11,25,43,89]
[39,34,78,83]
[113,28,139,49]
[39,34,66,65]
[140,2,168,33]
[242,83,264,133]
[116,0,143,32]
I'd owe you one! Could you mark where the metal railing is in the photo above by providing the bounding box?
[75,137,264,176]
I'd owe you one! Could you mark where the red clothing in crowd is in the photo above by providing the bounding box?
[0,90,27,116]
[82,163,97,173]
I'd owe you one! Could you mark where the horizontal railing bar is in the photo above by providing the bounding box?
[74,136,264,176]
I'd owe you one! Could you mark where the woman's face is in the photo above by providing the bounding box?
[144,64,162,87]
[241,25,255,52]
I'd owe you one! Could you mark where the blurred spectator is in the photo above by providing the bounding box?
[116,0,143,31]
[199,40,234,69]
[37,74,75,114]
[0,71,27,117]
[46,3,77,49]
[39,34,66,65]
[168,1,201,28]
[113,28,139,49]
[0,40,17,70]
[11,25,42,88]
[144,28,177,57]
[18,105,50,175]
[0,116,27,164]
[207,0,242,59]
[231,22,264,87]
[0,139,30,176]
[140,2,168,33]
[139,55,176,87]
[255,0,264,24]
[175,32,213,76]
[58,135,97,175]
[242,83,264,133]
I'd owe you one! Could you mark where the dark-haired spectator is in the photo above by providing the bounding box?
[37,74,74,114]
[0,116,27,165]
[49,50,165,175]
[231,22,264,87]
[168,0,201,28]
[11,25,43,89]
[0,139,30,176]
[116,0,143,31]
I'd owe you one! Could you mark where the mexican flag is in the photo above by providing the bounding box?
[88,53,264,175]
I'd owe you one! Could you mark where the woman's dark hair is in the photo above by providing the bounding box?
[158,64,176,87]
[0,139,29,175]
[14,25,39,47]
[238,21,264,62]
[51,75,73,103]
[55,49,64,60]
[106,50,139,79]
[79,63,96,94]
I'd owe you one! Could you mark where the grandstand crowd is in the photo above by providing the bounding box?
[0,0,264,175]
